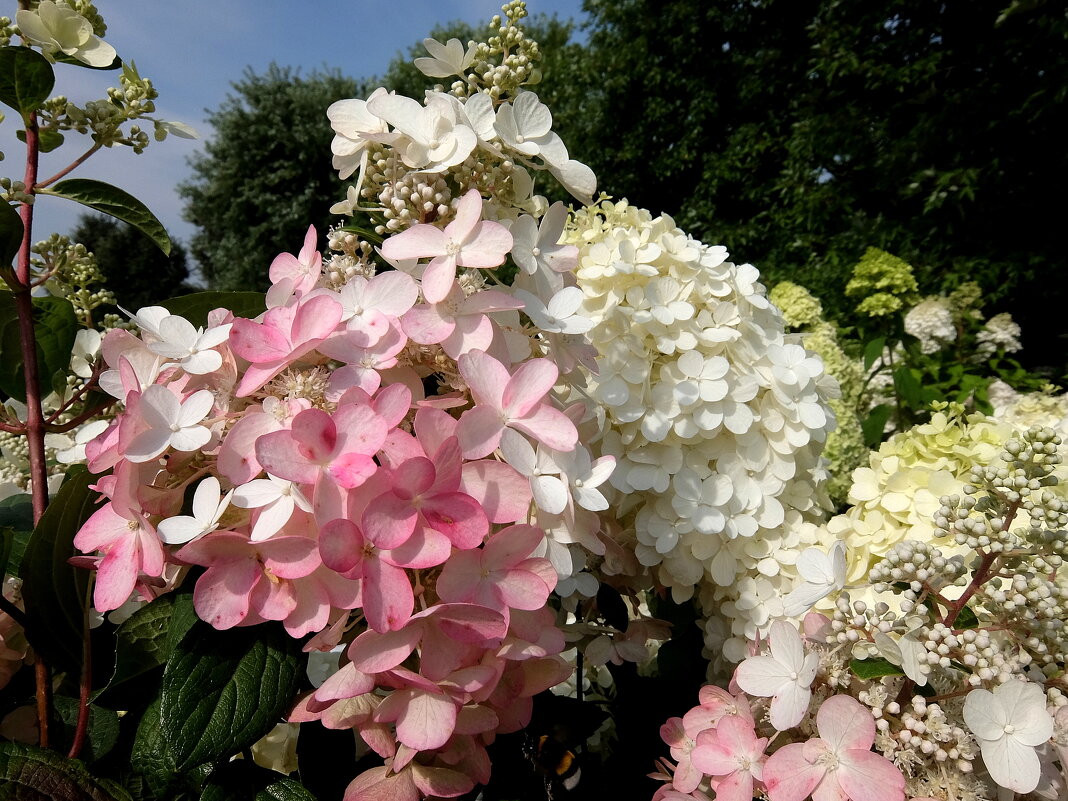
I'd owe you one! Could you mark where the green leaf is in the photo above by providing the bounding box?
[0,47,55,117]
[200,761,317,801]
[130,694,177,781]
[53,696,120,764]
[21,467,100,672]
[0,741,131,801]
[159,621,302,772]
[0,293,79,403]
[0,493,34,576]
[96,591,196,700]
[52,51,121,71]
[0,200,23,268]
[951,605,980,630]
[893,365,925,410]
[18,126,65,153]
[159,292,265,328]
[0,526,12,578]
[40,179,171,256]
[862,336,886,370]
[862,403,893,447]
[850,657,904,680]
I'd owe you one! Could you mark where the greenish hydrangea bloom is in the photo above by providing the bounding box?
[769,280,824,329]
[845,248,920,318]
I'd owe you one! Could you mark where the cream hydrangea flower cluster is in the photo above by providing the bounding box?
[770,281,867,505]
[562,200,837,660]
[819,403,1068,588]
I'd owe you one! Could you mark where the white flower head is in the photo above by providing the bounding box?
[963,680,1054,794]
[781,540,847,617]
[414,37,476,78]
[16,1,117,67]
[146,314,232,375]
[125,386,215,463]
[231,474,312,541]
[157,477,234,545]
[733,619,817,730]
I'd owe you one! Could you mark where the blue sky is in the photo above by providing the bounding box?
[14,1,586,262]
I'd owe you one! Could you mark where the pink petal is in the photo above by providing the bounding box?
[193,560,261,629]
[460,460,532,523]
[292,294,344,345]
[446,190,485,241]
[385,525,452,569]
[421,492,488,549]
[483,524,543,567]
[509,404,578,451]
[292,408,337,461]
[410,764,474,799]
[256,431,319,485]
[495,569,553,611]
[763,742,825,801]
[344,766,418,801]
[402,303,455,345]
[502,358,557,417]
[412,408,458,456]
[714,770,757,801]
[94,534,139,611]
[393,691,457,751]
[229,316,290,363]
[261,536,321,579]
[456,405,505,459]
[217,409,280,484]
[328,452,377,489]
[391,457,436,498]
[816,695,875,753]
[836,749,905,801]
[380,223,446,262]
[362,558,415,632]
[348,626,422,674]
[457,349,509,407]
[456,221,512,268]
[319,519,364,574]
[362,493,418,550]
[435,550,481,603]
[420,255,458,304]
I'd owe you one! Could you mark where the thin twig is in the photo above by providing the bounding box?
[34,142,103,190]
[67,590,93,760]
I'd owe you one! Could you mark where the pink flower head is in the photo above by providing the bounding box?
[229,294,343,396]
[266,225,322,306]
[256,402,387,491]
[379,189,512,303]
[436,524,556,618]
[455,349,578,459]
[691,715,767,801]
[763,695,905,801]
[401,282,523,359]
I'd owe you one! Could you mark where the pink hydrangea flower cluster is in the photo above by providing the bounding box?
[72,187,608,798]
[653,620,906,801]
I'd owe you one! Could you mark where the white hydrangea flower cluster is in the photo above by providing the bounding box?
[989,380,1068,439]
[904,298,956,354]
[976,311,1022,357]
[326,2,593,235]
[562,199,838,661]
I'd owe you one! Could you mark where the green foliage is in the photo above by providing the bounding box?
[0,46,55,118]
[41,179,172,256]
[567,0,1068,372]
[849,657,904,680]
[180,65,366,291]
[53,697,120,764]
[0,292,79,402]
[200,762,317,801]
[0,742,132,801]
[159,620,303,772]
[21,467,98,673]
[159,292,265,329]
[0,199,24,269]
[71,214,192,313]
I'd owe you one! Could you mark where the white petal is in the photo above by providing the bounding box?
[169,425,211,453]
[251,496,294,541]
[157,516,206,545]
[769,681,811,731]
[191,477,222,522]
[231,479,283,508]
[981,735,1041,794]
[734,655,790,697]
[176,390,215,427]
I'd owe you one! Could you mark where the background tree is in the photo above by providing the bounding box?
[566,0,1067,371]
[71,213,193,312]
[180,66,365,291]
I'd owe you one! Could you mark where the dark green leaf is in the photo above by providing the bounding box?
[0,494,33,576]
[53,696,120,764]
[0,741,131,801]
[951,605,980,630]
[0,200,23,268]
[862,403,893,447]
[200,761,317,801]
[0,526,11,578]
[893,365,925,409]
[40,179,171,256]
[862,337,886,371]
[0,46,55,117]
[159,292,265,328]
[160,621,302,772]
[0,293,79,403]
[96,592,196,700]
[20,127,65,153]
[21,467,100,672]
[850,657,904,680]
[130,694,177,781]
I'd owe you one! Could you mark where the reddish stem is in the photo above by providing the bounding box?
[67,601,92,760]
[34,142,102,190]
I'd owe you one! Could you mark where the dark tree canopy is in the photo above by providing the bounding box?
[566,0,1067,368]
[71,213,192,312]
[179,65,366,291]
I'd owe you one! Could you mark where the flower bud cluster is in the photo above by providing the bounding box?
[0,177,33,205]
[461,1,543,99]
[31,234,115,324]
